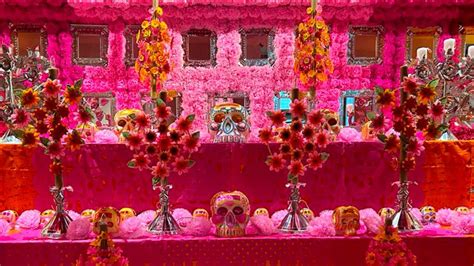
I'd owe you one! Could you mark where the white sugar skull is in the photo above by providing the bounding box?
[211,191,250,237]
[1,210,18,224]
[455,206,470,214]
[114,109,141,139]
[420,206,436,224]
[378,207,395,222]
[92,207,121,235]
[192,208,209,219]
[300,208,315,221]
[253,208,269,218]
[209,103,250,143]
[40,209,55,226]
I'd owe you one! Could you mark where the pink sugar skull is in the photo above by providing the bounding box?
[1,210,18,224]
[210,191,250,237]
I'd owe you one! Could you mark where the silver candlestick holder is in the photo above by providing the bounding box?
[279,182,309,233]
[148,183,181,235]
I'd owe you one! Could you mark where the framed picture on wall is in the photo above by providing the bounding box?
[83,92,116,128]
[339,90,375,128]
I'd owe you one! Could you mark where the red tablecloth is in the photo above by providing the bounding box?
[0,142,429,214]
[0,234,473,266]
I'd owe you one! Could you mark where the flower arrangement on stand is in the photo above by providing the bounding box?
[259,99,331,233]
[370,66,445,231]
[124,96,200,235]
[7,68,91,238]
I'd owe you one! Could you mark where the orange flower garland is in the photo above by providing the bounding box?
[135,6,172,98]
[294,7,333,91]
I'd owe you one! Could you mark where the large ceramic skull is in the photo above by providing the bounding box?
[1,210,18,224]
[333,206,360,236]
[210,191,250,237]
[209,103,250,143]
[420,206,436,224]
[114,109,141,137]
[93,207,121,235]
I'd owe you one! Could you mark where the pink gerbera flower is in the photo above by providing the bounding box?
[182,134,200,153]
[173,157,190,175]
[132,152,150,171]
[12,109,30,128]
[151,162,169,178]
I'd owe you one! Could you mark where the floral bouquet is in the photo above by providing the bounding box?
[259,98,331,232]
[294,6,333,92]
[370,71,445,231]
[124,96,200,234]
[135,5,172,98]
[7,77,91,238]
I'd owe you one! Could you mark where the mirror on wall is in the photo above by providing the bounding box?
[10,24,47,57]
[406,27,442,61]
[71,24,109,66]
[182,29,217,67]
[348,26,384,65]
[240,28,276,66]
[124,25,140,67]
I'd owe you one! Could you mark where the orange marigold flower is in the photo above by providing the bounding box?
[66,130,84,151]
[22,128,39,147]
[418,85,436,104]
[64,85,83,105]
[376,89,396,107]
[20,88,40,108]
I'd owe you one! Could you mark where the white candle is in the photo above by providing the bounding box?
[443,38,455,54]
[416,48,428,60]
[468,46,474,59]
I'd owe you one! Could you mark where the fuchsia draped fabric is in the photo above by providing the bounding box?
[0,233,473,266]
[0,142,427,214]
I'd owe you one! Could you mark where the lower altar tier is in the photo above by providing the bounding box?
[0,141,472,213]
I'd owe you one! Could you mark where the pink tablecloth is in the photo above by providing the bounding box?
[0,234,473,266]
[0,142,427,214]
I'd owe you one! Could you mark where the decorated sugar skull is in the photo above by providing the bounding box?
[114,109,141,137]
[333,206,360,236]
[361,121,376,141]
[455,206,470,214]
[77,122,98,143]
[1,210,18,224]
[93,207,121,235]
[420,206,436,224]
[192,208,209,219]
[209,103,250,143]
[321,109,340,138]
[119,207,136,221]
[253,208,269,218]
[81,209,96,222]
[40,209,55,225]
[378,207,395,222]
[210,191,250,237]
[300,208,315,221]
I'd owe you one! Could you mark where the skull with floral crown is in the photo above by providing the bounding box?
[210,191,250,237]
[209,103,250,143]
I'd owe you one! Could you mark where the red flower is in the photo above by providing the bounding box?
[12,109,30,128]
[159,152,170,162]
[402,77,418,94]
[77,107,92,124]
[304,142,315,152]
[292,149,303,160]
[289,135,304,149]
[21,128,39,147]
[155,105,171,119]
[176,116,192,132]
[265,153,286,172]
[20,88,40,108]
[393,121,403,133]
[125,133,143,150]
[290,120,303,132]
[302,126,314,139]
[259,127,273,143]
[404,96,418,111]
[64,85,82,105]
[371,115,385,131]
[169,130,182,142]
[158,135,171,151]
[66,130,84,151]
[280,144,291,154]
[132,152,150,171]
[173,157,190,175]
[57,105,70,118]
[288,161,305,176]
[416,104,429,116]
[33,108,47,121]
[316,132,329,148]
[182,134,200,152]
[424,123,440,139]
[151,162,169,178]
[279,128,291,141]
[50,124,68,141]
[431,102,444,118]
[416,117,429,131]
[376,89,396,107]
[384,134,400,154]
[46,141,64,159]
[290,99,307,118]
[169,145,179,156]
[134,112,150,129]
[307,152,326,170]
[36,122,48,134]
[146,145,157,155]
[158,123,168,134]
[392,106,404,121]
[403,125,417,138]
[144,131,157,143]
[308,110,325,126]
[42,79,61,97]
[44,98,58,111]
[49,161,63,177]
[269,111,286,126]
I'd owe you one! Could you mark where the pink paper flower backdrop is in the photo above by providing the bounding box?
[0,3,472,140]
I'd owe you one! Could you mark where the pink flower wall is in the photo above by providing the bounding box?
[1,3,472,140]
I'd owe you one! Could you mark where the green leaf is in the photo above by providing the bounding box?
[12,129,24,139]
[155,98,166,107]
[122,132,130,139]
[187,160,196,168]
[186,114,195,122]
[40,137,50,147]
[438,124,448,133]
[127,160,136,168]
[152,177,161,187]
[74,79,83,89]
[366,112,376,120]
[287,173,297,182]
[427,79,439,88]
[374,86,384,95]
[191,131,200,139]
[377,134,387,143]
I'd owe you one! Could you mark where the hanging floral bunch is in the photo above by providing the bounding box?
[294,6,333,91]
[8,78,92,178]
[75,231,129,266]
[370,78,445,172]
[124,95,200,188]
[259,98,331,184]
[365,224,416,266]
[135,6,172,92]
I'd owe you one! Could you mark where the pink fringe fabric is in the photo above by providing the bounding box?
[0,219,10,236]
[271,210,288,227]
[66,218,92,240]
[308,214,335,237]
[451,214,474,234]
[436,208,458,226]
[68,210,81,220]
[182,217,212,236]
[119,217,147,239]
[94,129,119,144]
[360,208,382,235]
[247,215,276,236]
[337,127,362,142]
[137,210,157,225]
[16,210,41,230]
